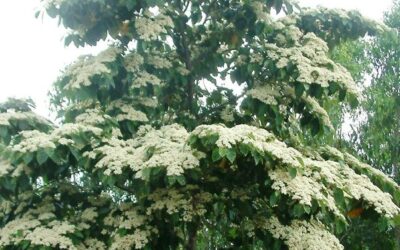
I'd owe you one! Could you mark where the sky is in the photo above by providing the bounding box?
[0,0,393,119]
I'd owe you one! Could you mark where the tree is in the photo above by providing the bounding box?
[334,1,400,248]
[349,0,400,183]
[0,1,399,249]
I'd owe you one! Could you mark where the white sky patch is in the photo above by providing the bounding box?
[0,0,393,119]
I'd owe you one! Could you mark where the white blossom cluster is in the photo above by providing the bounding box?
[262,216,344,250]
[0,200,13,224]
[109,100,149,122]
[247,85,280,105]
[262,33,357,96]
[300,7,388,34]
[147,187,212,222]
[192,124,303,168]
[110,230,152,250]
[77,238,106,250]
[89,124,201,177]
[0,111,51,127]
[124,52,144,73]
[134,10,174,41]
[0,160,14,177]
[0,160,29,178]
[147,54,173,69]
[192,124,274,149]
[103,203,154,250]
[80,207,98,221]
[191,124,400,218]
[0,196,77,249]
[123,52,165,91]
[10,123,102,153]
[75,108,112,125]
[63,47,120,90]
[269,167,342,218]
[303,96,334,129]
[132,71,163,88]
[220,106,235,122]
[344,152,399,188]
[271,151,399,218]
[249,13,361,103]
[11,130,56,153]
[135,97,158,108]
[250,1,272,23]
[103,203,148,232]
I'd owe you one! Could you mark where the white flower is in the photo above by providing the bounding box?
[91,124,201,178]
[63,47,120,90]
[262,217,344,250]
[135,12,174,41]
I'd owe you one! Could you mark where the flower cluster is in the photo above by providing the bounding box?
[262,216,344,250]
[191,124,400,219]
[75,108,112,125]
[132,71,163,88]
[0,111,50,127]
[147,187,212,222]
[134,11,174,41]
[0,196,76,249]
[107,100,149,123]
[62,47,120,90]
[10,123,102,154]
[90,124,201,178]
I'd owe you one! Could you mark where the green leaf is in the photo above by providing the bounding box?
[348,94,359,108]
[311,119,320,135]
[392,214,400,226]
[205,133,219,145]
[303,205,311,214]
[274,0,283,13]
[292,204,304,217]
[335,219,346,234]
[339,89,346,101]
[141,168,152,181]
[167,176,177,186]
[289,167,297,178]
[295,83,305,97]
[228,228,238,238]
[239,143,250,156]
[0,126,7,137]
[19,240,30,250]
[176,176,186,186]
[126,0,136,10]
[36,150,49,165]
[333,188,345,208]
[212,148,222,162]
[188,135,197,145]
[226,148,237,163]
[23,153,34,164]
[219,147,228,157]
[269,191,280,206]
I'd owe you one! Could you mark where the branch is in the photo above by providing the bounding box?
[115,182,136,194]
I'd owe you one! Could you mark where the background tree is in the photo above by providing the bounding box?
[0,1,399,249]
[349,0,400,183]
[306,1,400,247]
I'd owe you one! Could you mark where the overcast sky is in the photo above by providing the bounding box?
[0,0,393,118]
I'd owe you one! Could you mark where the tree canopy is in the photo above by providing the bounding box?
[0,0,399,249]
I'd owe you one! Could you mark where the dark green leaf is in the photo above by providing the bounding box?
[289,167,297,178]
[226,148,237,163]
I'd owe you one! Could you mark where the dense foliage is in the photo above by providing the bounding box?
[0,0,399,249]
[350,0,400,183]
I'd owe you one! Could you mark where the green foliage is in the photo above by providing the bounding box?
[351,29,400,181]
[0,1,398,249]
[314,1,400,248]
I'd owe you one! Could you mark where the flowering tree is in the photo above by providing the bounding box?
[1,1,399,249]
